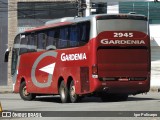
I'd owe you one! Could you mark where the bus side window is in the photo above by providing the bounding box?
[14,35,21,45]
[79,22,90,46]
[11,48,18,75]
[54,29,60,48]
[19,34,28,55]
[70,25,79,47]
[46,30,56,50]
[11,34,20,75]
[37,32,46,51]
[58,27,69,49]
[27,34,37,52]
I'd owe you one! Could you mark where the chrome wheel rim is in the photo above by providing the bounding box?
[70,85,76,99]
[23,86,29,96]
[61,87,66,99]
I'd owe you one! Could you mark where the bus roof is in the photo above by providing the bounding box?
[24,21,73,33]
[21,13,147,34]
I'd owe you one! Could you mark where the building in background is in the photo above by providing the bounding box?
[7,0,78,87]
[17,1,107,33]
[17,1,78,33]
[7,0,107,87]
[0,0,8,86]
[119,1,160,87]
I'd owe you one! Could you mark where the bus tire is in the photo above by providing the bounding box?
[19,81,36,101]
[69,81,80,103]
[118,94,128,101]
[101,94,128,102]
[59,81,69,103]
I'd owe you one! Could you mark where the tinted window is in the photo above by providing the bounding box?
[97,19,147,34]
[69,25,79,47]
[68,22,90,48]
[46,30,56,50]
[12,34,20,75]
[55,22,90,49]
[58,27,69,48]
[14,35,21,44]
[11,48,18,75]
[19,35,28,55]
[37,32,46,50]
[78,22,90,46]
[27,34,37,52]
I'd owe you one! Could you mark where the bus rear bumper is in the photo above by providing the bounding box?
[95,80,150,95]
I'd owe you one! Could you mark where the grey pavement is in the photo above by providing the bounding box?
[0,85,13,93]
[0,92,160,120]
[1,85,159,93]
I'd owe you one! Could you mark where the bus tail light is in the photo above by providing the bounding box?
[92,64,98,78]
[100,77,147,81]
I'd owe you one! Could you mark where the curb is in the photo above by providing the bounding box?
[0,102,2,112]
[158,88,160,92]
[0,86,13,94]
[150,86,160,92]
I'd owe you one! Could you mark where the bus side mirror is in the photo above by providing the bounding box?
[4,48,10,62]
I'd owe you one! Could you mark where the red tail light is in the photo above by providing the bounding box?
[92,64,98,78]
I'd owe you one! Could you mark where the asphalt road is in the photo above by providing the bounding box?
[0,92,160,120]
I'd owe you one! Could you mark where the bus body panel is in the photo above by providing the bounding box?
[94,18,150,94]
[14,44,92,94]
[12,14,150,101]
[94,78,150,94]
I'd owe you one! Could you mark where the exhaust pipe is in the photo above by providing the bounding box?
[103,87,109,92]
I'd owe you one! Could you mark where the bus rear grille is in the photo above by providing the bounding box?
[99,77,147,81]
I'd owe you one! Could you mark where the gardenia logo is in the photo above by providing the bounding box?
[61,53,87,61]
[101,39,145,45]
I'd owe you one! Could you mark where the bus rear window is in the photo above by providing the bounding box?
[97,19,148,34]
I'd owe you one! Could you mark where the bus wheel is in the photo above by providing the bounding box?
[101,94,128,102]
[118,94,128,101]
[69,81,80,103]
[19,81,36,101]
[59,81,69,103]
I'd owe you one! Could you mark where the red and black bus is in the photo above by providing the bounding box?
[5,14,150,103]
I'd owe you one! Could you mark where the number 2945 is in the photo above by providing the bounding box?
[113,32,133,38]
